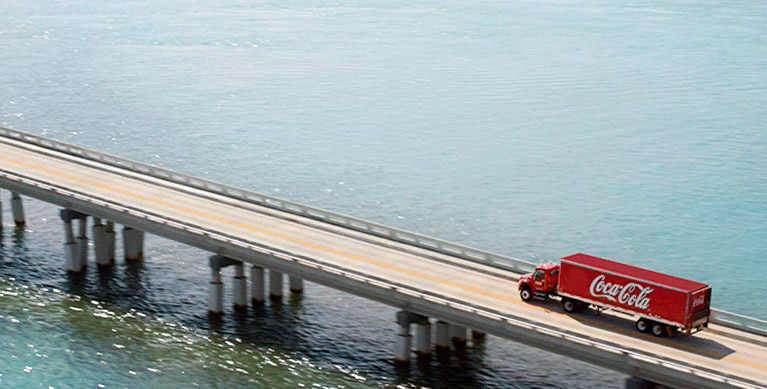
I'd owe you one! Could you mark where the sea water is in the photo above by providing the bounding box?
[0,0,765,387]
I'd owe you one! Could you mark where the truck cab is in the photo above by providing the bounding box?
[518,262,560,301]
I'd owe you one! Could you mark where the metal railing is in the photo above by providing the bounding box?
[0,126,537,274]
[1,126,765,338]
[711,309,767,337]
[0,169,761,389]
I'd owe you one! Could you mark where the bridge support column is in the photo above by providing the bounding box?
[394,311,428,363]
[435,320,450,352]
[76,217,89,267]
[60,209,86,273]
[289,276,303,294]
[250,266,265,305]
[63,219,79,272]
[10,192,25,227]
[0,192,3,229]
[451,324,467,347]
[105,221,116,264]
[123,227,144,261]
[232,263,247,310]
[394,311,413,363]
[414,318,432,358]
[625,377,657,389]
[208,268,223,315]
[208,255,240,315]
[93,218,111,267]
[269,270,283,300]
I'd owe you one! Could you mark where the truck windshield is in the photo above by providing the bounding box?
[533,270,544,279]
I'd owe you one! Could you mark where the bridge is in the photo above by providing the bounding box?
[0,127,765,389]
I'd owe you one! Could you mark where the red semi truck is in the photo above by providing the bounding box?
[518,253,711,337]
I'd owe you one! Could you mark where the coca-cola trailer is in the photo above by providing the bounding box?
[518,253,711,337]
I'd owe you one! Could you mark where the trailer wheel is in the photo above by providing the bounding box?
[651,323,666,337]
[562,298,577,313]
[635,318,650,333]
[519,286,532,302]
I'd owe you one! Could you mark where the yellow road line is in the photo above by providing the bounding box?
[1,152,765,371]
[2,155,518,302]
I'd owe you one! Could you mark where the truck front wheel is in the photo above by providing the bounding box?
[520,286,532,302]
[562,298,577,313]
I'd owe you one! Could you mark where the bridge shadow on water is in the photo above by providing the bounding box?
[205,294,315,350]
[393,340,489,389]
[62,260,152,303]
[534,299,737,360]
[202,293,495,389]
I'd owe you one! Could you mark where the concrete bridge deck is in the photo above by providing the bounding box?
[0,129,765,389]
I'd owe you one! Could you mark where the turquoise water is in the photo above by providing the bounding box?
[1,0,765,387]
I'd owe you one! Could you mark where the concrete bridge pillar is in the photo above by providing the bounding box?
[232,262,247,310]
[289,276,304,294]
[435,320,450,352]
[414,317,432,358]
[394,311,413,363]
[624,377,658,389]
[105,221,116,265]
[63,219,78,272]
[60,209,86,273]
[10,192,25,227]
[122,226,144,261]
[269,270,283,300]
[451,324,467,346]
[208,255,240,315]
[92,218,111,267]
[394,311,428,363]
[250,266,265,304]
[76,216,89,267]
[208,268,224,315]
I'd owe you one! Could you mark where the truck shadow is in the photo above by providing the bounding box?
[535,299,737,360]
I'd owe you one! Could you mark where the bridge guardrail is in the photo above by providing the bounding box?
[0,168,762,389]
[1,126,765,338]
[0,126,537,274]
[710,309,767,337]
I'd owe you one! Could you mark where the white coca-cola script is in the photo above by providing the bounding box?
[589,275,653,310]
[693,295,706,308]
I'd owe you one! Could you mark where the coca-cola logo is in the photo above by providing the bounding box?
[693,295,706,308]
[589,275,653,310]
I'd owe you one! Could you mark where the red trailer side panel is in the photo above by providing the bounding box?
[561,253,707,293]
[558,259,692,326]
